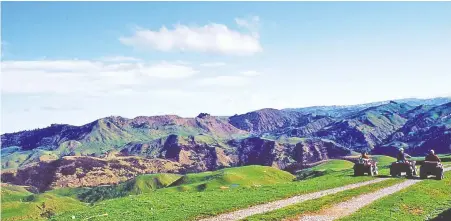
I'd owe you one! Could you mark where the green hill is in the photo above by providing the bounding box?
[370,155,396,167]
[1,185,86,221]
[296,159,355,180]
[77,173,182,203]
[1,185,34,203]
[50,166,295,204]
[167,165,295,192]
[310,160,354,172]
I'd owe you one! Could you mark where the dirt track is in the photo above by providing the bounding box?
[198,178,387,221]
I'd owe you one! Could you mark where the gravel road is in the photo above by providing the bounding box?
[198,178,387,221]
[299,167,451,221]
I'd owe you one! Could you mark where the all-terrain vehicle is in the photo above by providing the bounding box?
[420,161,444,180]
[354,158,378,176]
[390,161,417,178]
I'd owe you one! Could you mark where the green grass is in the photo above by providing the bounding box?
[339,171,451,221]
[242,178,405,221]
[1,189,87,221]
[295,159,355,180]
[310,160,354,172]
[1,150,33,169]
[363,155,396,167]
[77,173,182,203]
[1,185,34,203]
[53,168,375,221]
[166,165,295,192]
[47,187,87,198]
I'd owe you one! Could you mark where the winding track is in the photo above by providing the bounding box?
[199,167,450,221]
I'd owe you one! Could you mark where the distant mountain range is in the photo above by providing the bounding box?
[2,97,450,191]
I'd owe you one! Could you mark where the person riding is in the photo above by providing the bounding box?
[397,148,411,163]
[361,152,370,159]
[358,152,373,165]
[425,149,441,162]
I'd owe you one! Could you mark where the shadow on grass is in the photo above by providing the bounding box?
[375,175,392,178]
[431,208,451,220]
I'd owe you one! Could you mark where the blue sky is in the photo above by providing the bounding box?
[1,2,451,133]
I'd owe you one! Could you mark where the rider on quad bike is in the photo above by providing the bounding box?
[397,148,412,163]
[390,148,417,177]
[420,149,444,180]
[361,152,370,160]
[354,152,378,176]
[425,149,441,162]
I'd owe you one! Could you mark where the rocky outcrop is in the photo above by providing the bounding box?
[121,134,236,172]
[228,137,351,172]
[234,137,283,167]
[1,156,181,192]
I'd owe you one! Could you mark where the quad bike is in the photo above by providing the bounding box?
[354,159,378,176]
[420,161,444,180]
[390,161,417,178]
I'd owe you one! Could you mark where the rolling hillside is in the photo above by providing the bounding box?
[2,97,451,192]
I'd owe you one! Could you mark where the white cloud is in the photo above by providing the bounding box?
[235,16,260,35]
[150,89,196,98]
[143,62,198,79]
[241,70,261,77]
[119,17,262,56]
[200,62,226,67]
[198,75,250,87]
[1,59,198,95]
[100,56,141,62]
[197,69,261,87]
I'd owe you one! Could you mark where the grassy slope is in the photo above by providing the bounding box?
[53,167,375,221]
[295,159,356,180]
[76,173,182,203]
[370,155,397,167]
[1,185,33,203]
[166,165,296,192]
[242,178,406,221]
[310,160,354,172]
[1,186,86,221]
[339,171,451,221]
